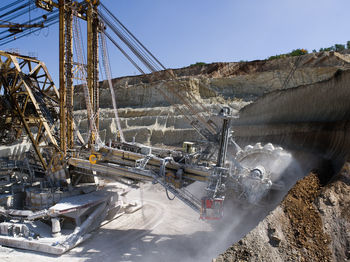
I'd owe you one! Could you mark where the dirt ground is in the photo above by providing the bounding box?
[1,162,348,262]
[0,183,227,262]
[0,177,292,262]
[281,173,332,261]
[216,163,350,262]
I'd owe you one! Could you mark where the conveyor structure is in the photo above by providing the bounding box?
[0,0,306,254]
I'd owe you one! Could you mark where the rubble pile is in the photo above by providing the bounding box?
[1,50,349,260]
[216,163,350,262]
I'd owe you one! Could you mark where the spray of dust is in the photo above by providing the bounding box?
[179,150,305,262]
[123,149,308,262]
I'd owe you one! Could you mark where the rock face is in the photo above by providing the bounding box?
[74,51,350,146]
[215,163,350,262]
[72,51,350,261]
[230,68,350,166]
[75,51,350,109]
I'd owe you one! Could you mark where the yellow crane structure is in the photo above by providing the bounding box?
[36,0,100,153]
[0,0,101,170]
[0,0,281,216]
[0,50,60,170]
[0,0,298,254]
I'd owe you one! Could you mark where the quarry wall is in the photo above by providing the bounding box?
[74,51,350,147]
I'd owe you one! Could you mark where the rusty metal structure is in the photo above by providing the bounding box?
[0,51,60,170]
[0,0,116,254]
[0,0,331,255]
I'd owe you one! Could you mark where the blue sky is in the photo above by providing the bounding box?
[2,0,350,84]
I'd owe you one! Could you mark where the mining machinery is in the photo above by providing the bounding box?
[0,0,295,254]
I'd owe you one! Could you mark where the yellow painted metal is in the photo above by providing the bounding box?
[87,1,100,146]
[89,154,97,164]
[0,51,60,170]
[93,4,100,140]
[100,148,209,177]
[11,57,58,147]
[36,0,105,174]
[35,0,59,11]
[99,147,211,178]
[59,0,66,154]
[66,1,74,149]
[38,0,100,152]
[87,3,93,145]
[68,158,154,182]
[69,151,210,184]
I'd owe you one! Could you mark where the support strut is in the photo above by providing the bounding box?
[216,107,231,167]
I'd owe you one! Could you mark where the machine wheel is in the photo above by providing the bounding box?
[228,142,295,206]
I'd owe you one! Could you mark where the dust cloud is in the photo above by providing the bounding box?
[125,150,306,262]
[0,151,309,262]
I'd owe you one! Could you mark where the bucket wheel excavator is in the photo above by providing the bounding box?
[0,0,298,254]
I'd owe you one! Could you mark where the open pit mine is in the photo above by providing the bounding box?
[0,49,349,262]
[0,1,349,262]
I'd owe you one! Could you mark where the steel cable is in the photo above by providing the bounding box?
[104,31,145,74]
[0,1,33,20]
[0,11,58,45]
[0,17,58,45]
[100,2,166,70]
[99,6,214,139]
[72,13,103,147]
[99,10,161,71]
[99,12,160,72]
[99,30,125,142]
[0,0,26,13]
[99,7,163,72]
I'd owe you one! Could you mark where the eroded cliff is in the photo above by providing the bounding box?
[74,51,350,146]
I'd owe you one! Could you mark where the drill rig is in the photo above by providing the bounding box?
[0,0,292,254]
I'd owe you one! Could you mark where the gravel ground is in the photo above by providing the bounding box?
[0,183,215,262]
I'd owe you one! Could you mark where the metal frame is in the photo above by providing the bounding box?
[0,51,60,170]
[39,0,100,152]
[87,1,100,145]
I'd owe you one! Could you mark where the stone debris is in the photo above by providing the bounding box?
[217,163,350,262]
[1,51,350,260]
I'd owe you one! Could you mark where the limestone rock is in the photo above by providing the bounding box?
[217,164,350,262]
[73,52,350,146]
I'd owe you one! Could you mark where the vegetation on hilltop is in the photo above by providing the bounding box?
[268,48,308,60]
[189,62,207,67]
[188,41,350,66]
[268,41,350,61]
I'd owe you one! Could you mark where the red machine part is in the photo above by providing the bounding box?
[200,197,224,220]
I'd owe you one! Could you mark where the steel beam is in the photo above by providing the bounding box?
[59,0,66,154]
[0,52,60,170]
[65,0,74,149]
[87,1,99,146]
